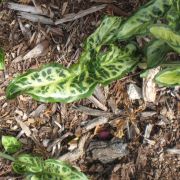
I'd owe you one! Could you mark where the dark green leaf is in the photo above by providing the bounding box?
[166,3,180,30]
[146,40,171,68]
[2,136,22,154]
[117,0,172,40]
[155,66,180,86]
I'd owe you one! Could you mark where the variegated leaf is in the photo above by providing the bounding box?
[117,0,172,40]
[44,159,88,180]
[150,25,180,53]
[84,16,122,52]
[12,154,44,174]
[2,136,22,154]
[25,69,97,103]
[146,40,171,68]
[92,44,139,85]
[155,66,180,86]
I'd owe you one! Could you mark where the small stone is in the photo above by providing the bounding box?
[127,84,142,100]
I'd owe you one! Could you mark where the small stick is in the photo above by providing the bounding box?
[55,4,106,25]
[18,12,54,25]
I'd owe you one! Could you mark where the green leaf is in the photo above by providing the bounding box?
[92,44,139,85]
[150,25,180,53]
[0,48,5,70]
[155,66,180,86]
[6,63,97,103]
[84,16,122,52]
[12,154,44,174]
[166,3,180,30]
[117,0,172,40]
[2,136,22,154]
[44,159,88,180]
[146,40,171,68]
[6,42,139,103]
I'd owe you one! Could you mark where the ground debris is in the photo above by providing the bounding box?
[87,138,128,163]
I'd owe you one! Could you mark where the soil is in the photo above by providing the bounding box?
[0,0,180,180]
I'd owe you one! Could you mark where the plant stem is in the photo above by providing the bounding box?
[161,61,180,67]
[0,152,15,161]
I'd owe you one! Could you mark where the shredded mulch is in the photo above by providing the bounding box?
[0,0,180,179]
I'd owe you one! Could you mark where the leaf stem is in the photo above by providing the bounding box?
[0,152,15,161]
[161,61,180,67]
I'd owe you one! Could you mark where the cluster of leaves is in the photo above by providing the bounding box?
[0,136,88,180]
[6,0,180,103]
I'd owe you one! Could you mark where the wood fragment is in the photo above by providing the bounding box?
[58,133,90,162]
[166,148,180,155]
[8,2,53,17]
[143,124,153,144]
[72,106,112,117]
[81,116,109,131]
[55,4,106,25]
[18,12,54,25]
[94,85,106,104]
[23,40,49,60]
[15,116,31,137]
[143,67,160,103]
[88,95,107,111]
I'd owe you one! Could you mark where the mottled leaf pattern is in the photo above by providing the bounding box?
[6,43,138,103]
[13,155,88,180]
[146,40,171,68]
[92,44,139,85]
[12,154,44,174]
[25,69,97,103]
[155,67,180,86]
[150,25,180,53]
[84,16,122,51]
[0,48,5,70]
[44,159,88,180]
[2,136,22,154]
[117,0,172,40]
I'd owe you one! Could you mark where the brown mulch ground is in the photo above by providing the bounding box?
[0,0,180,179]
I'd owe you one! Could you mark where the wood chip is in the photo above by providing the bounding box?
[143,124,153,144]
[81,116,109,131]
[94,85,106,104]
[87,138,128,163]
[166,148,180,155]
[55,4,106,25]
[88,95,107,111]
[15,116,31,137]
[29,104,47,117]
[8,2,53,17]
[143,67,160,103]
[72,105,112,117]
[18,12,54,25]
[58,133,90,162]
[23,40,49,60]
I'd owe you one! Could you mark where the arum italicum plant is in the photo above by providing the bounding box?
[0,136,88,180]
[6,0,180,103]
